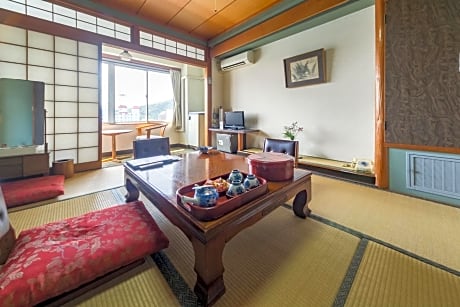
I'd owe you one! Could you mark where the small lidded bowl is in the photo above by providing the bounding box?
[227,169,243,184]
[243,174,260,189]
[226,180,246,197]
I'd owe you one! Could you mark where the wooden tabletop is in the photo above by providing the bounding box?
[102,129,132,136]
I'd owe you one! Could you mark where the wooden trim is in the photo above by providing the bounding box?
[131,25,140,45]
[48,0,208,62]
[74,161,102,173]
[205,46,213,147]
[98,44,104,164]
[374,0,387,188]
[0,9,205,68]
[210,0,348,58]
[111,42,206,68]
[1,9,104,45]
[385,143,460,155]
[101,53,182,71]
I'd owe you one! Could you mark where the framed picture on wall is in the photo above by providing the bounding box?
[283,48,326,88]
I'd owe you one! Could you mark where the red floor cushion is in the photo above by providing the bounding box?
[0,201,169,307]
[0,175,65,208]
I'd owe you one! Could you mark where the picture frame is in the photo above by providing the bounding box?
[283,48,326,88]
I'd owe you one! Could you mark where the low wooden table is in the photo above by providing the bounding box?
[124,152,312,306]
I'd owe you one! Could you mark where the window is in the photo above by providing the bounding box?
[101,61,174,123]
[139,30,205,61]
[0,0,131,42]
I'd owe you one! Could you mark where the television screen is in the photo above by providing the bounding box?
[0,78,45,147]
[224,111,245,129]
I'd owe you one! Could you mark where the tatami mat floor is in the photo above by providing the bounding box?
[60,164,460,273]
[7,160,460,306]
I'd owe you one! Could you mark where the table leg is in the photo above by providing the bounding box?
[292,190,311,218]
[125,178,140,202]
[191,236,226,306]
[237,134,246,151]
[111,135,117,160]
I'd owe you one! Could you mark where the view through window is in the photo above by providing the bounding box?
[101,61,174,123]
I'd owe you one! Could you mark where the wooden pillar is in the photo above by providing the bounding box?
[205,47,213,147]
[374,0,388,188]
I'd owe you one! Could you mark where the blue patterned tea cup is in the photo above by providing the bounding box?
[243,174,260,189]
[226,180,246,197]
[227,169,243,184]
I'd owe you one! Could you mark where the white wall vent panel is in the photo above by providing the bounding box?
[406,152,460,199]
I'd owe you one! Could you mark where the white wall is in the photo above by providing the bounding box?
[218,6,375,162]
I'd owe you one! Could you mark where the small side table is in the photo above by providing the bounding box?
[102,129,132,162]
[208,128,259,151]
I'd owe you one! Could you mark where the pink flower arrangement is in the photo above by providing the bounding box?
[283,121,303,140]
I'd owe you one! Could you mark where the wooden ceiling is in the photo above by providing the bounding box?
[90,0,285,41]
[47,0,371,58]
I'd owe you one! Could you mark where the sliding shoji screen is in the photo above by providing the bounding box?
[0,23,99,165]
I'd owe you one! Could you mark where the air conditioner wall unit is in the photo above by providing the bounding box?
[220,50,254,71]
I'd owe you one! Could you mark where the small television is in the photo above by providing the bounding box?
[224,111,245,130]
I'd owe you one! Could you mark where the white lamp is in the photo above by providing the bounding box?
[119,50,132,61]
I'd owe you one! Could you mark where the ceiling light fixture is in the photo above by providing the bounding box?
[119,50,132,61]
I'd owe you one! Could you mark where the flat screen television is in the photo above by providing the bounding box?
[0,78,45,148]
[224,111,245,130]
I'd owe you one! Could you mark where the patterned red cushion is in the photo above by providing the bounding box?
[0,201,169,306]
[1,175,65,208]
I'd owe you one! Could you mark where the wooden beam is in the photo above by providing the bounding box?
[374,0,387,188]
[210,0,348,58]
[205,47,213,147]
[0,9,206,68]
[385,143,460,155]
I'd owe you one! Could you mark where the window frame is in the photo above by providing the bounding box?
[101,58,176,124]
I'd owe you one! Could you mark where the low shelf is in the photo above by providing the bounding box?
[0,152,49,181]
[209,128,259,151]
[238,148,375,186]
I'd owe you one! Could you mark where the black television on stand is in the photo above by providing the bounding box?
[224,111,245,130]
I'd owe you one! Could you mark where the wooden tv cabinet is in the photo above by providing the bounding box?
[208,128,259,151]
[0,153,49,180]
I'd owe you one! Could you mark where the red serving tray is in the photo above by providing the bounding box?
[176,172,268,221]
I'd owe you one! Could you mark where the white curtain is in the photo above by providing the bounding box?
[169,69,183,131]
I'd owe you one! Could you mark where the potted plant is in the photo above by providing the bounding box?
[283,121,303,140]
